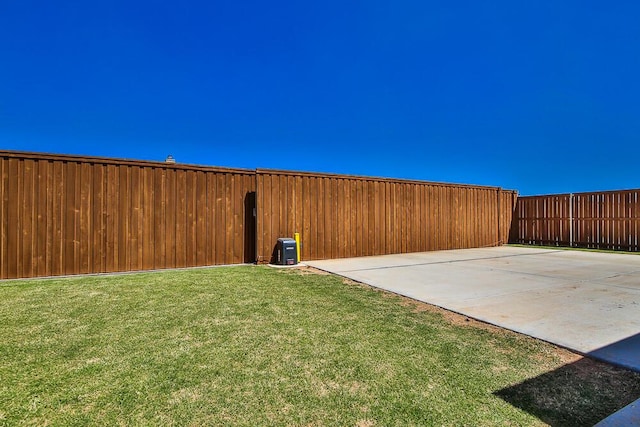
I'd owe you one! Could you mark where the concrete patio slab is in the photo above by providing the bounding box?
[306,246,640,372]
[595,398,640,427]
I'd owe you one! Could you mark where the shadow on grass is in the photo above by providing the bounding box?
[495,342,640,426]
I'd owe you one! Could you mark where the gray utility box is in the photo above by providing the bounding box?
[276,238,298,265]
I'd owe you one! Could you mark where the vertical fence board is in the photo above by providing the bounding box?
[212,173,223,266]
[0,158,8,279]
[129,166,140,270]
[78,162,92,274]
[152,168,164,269]
[91,164,104,273]
[7,159,20,278]
[206,172,216,266]
[63,162,77,275]
[105,164,116,272]
[256,174,267,263]
[32,160,42,275]
[22,160,35,278]
[118,166,129,271]
[50,161,63,276]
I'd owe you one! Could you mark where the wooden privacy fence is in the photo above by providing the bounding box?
[512,190,640,251]
[0,151,256,279]
[1,151,517,279]
[256,169,517,263]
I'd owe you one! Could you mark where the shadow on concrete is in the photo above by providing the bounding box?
[494,350,640,426]
[589,332,640,373]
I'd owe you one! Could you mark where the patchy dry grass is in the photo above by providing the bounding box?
[1,265,638,426]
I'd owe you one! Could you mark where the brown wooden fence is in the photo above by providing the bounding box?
[1,150,517,279]
[512,190,640,251]
[256,169,517,263]
[0,151,256,279]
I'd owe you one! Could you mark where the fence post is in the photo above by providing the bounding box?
[569,193,574,247]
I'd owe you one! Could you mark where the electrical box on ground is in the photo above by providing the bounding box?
[276,238,298,265]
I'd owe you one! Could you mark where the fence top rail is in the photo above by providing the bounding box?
[1,150,520,193]
[257,168,517,192]
[0,150,256,175]
[520,188,640,199]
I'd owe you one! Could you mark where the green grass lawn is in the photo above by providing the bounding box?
[1,266,639,426]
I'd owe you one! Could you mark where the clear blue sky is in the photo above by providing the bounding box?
[1,1,638,195]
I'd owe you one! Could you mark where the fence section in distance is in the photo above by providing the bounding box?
[512,190,640,251]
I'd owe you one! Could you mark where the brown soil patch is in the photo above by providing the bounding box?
[286,265,332,275]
